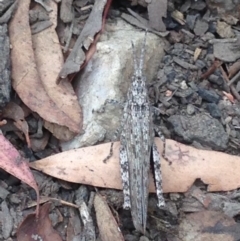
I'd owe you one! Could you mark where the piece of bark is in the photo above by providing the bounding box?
[147,0,167,31]
[60,0,73,23]
[59,0,107,78]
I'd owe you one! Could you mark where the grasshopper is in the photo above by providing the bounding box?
[119,31,165,233]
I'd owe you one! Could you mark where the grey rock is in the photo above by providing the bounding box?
[197,87,221,103]
[61,18,167,150]
[0,24,11,108]
[206,103,222,118]
[125,234,139,241]
[0,185,9,199]
[194,19,209,36]
[191,0,206,10]
[0,201,13,239]
[213,42,240,62]
[139,236,150,241]
[187,104,195,115]
[186,14,199,30]
[195,59,206,69]
[208,74,224,86]
[167,113,228,150]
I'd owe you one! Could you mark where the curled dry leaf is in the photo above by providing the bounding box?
[0,133,39,215]
[30,131,50,152]
[222,91,235,103]
[94,194,124,241]
[30,138,240,194]
[32,2,82,141]
[17,203,62,241]
[2,102,31,147]
[9,0,82,141]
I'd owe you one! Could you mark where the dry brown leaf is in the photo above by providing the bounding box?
[223,91,235,103]
[9,0,82,141]
[14,119,31,148]
[30,138,240,193]
[2,102,31,147]
[94,194,124,241]
[32,2,82,141]
[17,203,62,241]
[30,132,50,152]
[179,211,238,241]
[0,133,39,215]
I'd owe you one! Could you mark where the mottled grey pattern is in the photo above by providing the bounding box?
[119,32,165,233]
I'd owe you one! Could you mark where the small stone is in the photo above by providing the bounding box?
[125,234,139,241]
[167,113,228,150]
[186,14,199,30]
[208,21,217,34]
[214,42,240,62]
[180,81,188,90]
[195,59,206,69]
[216,21,235,38]
[169,30,184,43]
[197,87,220,103]
[9,194,21,204]
[187,104,195,115]
[236,81,240,92]
[162,55,172,64]
[208,74,224,86]
[194,19,209,36]
[139,236,150,241]
[230,129,237,138]
[232,117,239,126]
[0,186,9,199]
[1,201,13,239]
[206,103,222,118]
[201,32,215,41]
[225,116,232,125]
[191,0,206,10]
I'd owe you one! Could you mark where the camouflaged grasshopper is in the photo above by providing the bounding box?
[118,31,165,233]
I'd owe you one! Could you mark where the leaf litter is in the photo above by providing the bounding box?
[2,0,240,240]
[0,132,39,215]
[17,202,62,241]
[9,0,82,141]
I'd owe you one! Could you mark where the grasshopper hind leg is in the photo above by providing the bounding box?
[152,143,165,207]
[119,145,131,209]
